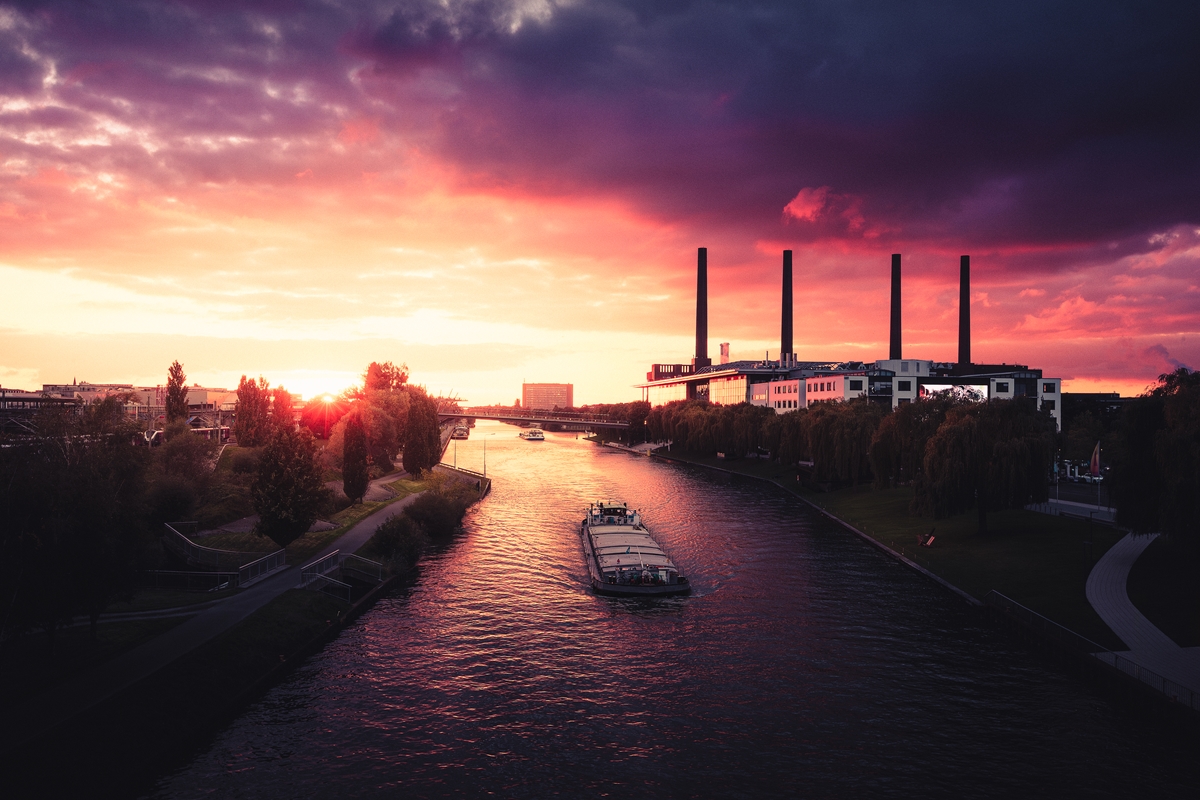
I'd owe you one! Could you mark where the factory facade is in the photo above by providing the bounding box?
[638,250,1063,430]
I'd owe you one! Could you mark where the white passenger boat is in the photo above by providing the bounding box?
[580,501,689,596]
[519,428,545,441]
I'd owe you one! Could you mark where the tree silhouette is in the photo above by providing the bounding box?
[272,386,295,431]
[165,360,188,423]
[233,375,271,447]
[342,412,369,503]
[403,389,442,474]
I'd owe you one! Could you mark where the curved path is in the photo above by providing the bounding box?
[1085,533,1200,695]
[2,490,423,752]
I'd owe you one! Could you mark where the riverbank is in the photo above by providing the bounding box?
[648,448,1125,649]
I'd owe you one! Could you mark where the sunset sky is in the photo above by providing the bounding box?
[1,1,1198,403]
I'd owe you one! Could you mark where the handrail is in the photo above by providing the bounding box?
[985,591,1199,713]
[162,523,276,572]
[300,550,341,583]
[303,573,351,602]
[238,549,286,584]
[341,554,384,584]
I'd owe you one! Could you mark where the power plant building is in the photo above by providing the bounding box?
[638,249,1063,430]
[522,382,574,411]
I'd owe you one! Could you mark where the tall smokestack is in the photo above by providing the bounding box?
[694,247,710,367]
[889,253,902,360]
[958,255,971,368]
[781,250,793,359]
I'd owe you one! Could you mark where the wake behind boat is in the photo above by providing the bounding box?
[580,501,689,596]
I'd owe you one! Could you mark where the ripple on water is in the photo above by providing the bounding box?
[151,424,1200,799]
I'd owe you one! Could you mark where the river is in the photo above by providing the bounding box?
[150,421,1198,798]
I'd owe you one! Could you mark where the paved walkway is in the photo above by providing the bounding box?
[1085,533,1200,695]
[2,490,422,751]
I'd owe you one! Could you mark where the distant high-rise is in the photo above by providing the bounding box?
[522,383,574,411]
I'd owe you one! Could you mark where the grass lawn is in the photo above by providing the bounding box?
[653,447,1126,649]
[0,616,190,707]
[387,476,427,500]
[1127,536,1200,648]
[798,484,1126,649]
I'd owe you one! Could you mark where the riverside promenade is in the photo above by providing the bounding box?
[1086,533,1200,697]
[1,482,422,753]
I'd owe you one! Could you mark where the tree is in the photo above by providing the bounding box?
[915,400,1056,533]
[1113,368,1200,545]
[166,360,189,423]
[364,361,409,393]
[869,396,958,488]
[403,389,442,474]
[252,426,325,548]
[300,395,348,439]
[272,386,295,431]
[342,412,369,503]
[0,398,151,650]
[233,375,272,447]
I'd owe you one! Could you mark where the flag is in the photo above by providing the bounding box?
[1090,441,1101,477]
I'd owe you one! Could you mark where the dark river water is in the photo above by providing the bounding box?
[150,421,1198,798]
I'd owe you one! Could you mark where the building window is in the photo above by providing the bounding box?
[849,380,863,391]
[1043,399,1057,412]
[901,362,909,373]
[898,380,912,392]
[1043,383,1056,394]
[995,382,1009,393]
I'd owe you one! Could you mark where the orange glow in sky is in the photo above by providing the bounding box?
[1,3,1197,402]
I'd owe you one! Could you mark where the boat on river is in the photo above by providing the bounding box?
[580,501,689,596]
[451,425,469,440]
[519,428,545,441]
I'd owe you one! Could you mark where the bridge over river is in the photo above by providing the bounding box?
[439,408,629,429]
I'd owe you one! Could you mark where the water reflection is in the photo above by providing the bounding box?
[152,421,1199,798]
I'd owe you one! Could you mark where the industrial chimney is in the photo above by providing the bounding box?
[958,255,971,368]
[694,247,711,368]
[889,254,902,360]
[781,250,793,359]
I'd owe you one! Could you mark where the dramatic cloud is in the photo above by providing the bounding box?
[0,1,1198,399]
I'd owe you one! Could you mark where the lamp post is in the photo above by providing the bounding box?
[484,432,497,477]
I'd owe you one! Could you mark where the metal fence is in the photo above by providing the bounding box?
[341,554,384,584]
[985,591,1199,713]
[238,549,286,584]
[300,550,342,586]
[162,523,276,572]
[144,569,239,592]
[303,573,351,602]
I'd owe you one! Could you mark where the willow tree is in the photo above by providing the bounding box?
[915,400,1056,533]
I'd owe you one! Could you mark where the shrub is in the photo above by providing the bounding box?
[402,491,467,539]
[148,475,197,524]
[366,514,428,574]
[230,448,260,474]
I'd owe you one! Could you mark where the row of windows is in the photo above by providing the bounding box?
[773,400,798,409]
[772,383,798,394]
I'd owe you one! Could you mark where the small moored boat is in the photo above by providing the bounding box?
[580,501,689,596]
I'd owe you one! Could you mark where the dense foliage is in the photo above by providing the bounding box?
[234,375,272,447]
[913,400,1056,532]
[402,388,443,475]
[252,426,326,547]
[1112,368,1200,545]
[0,398,152,650]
